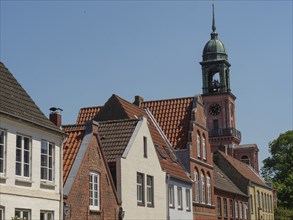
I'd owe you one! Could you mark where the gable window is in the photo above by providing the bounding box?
[235,200,238,219]
[217,197,222,217]
[196,133,201,158]
[137,172,145,206]
[146,175,154,207]
[207,175,211,205]
[229,199,234,218]
[202,136,206,160]
[89,172,100,211]
[16,135,31,177]
[194,171,199,203]
[186,189,191,211]
[143,136,147,158]
[223,198,228,218]
[250,194,254,213]
[40,211,54,220]
[41,141,54,181]
[177,187,183,210]
[168,185,175,208]
[0,207,4,220]
[15,209,31,220]
[0,130,6,175]
[201,173,205,204]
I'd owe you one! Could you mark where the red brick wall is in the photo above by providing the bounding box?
[64,133,120,220]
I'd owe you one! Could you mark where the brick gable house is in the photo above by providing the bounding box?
[62,122,121,220]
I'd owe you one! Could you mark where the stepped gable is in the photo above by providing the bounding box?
[76,106,101,124]
[96,94,191,182]
[0,62,62,133]
[217,151,267,187]
[214,164,247,196]
[97,119,138,162]
[141,97,194,149]
[62,124,86,182]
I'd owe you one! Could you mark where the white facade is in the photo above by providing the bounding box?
[119,117,167,220]
[0,116,63,220]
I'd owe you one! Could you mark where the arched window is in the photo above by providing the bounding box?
[197,132,201,158]
[202,135,206,160]
[240,155,250,165]
[207,175,211,205]
[257,191,260,208]
[194,170,199,203]
[201,172,205,204]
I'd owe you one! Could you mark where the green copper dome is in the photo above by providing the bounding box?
[202,4,228,62]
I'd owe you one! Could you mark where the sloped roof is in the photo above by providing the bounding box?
[0,62,62,134]
[141,97,194,149]
[62,124,86,182]
[218,151,267,187]
[239,144,258,149]
[214,164,247,197]
[76,106,101,124]
[98,119,138,162]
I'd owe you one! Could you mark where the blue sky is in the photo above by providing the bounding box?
[1,1,292,167]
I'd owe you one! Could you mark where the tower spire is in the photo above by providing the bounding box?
[212,3,216,33]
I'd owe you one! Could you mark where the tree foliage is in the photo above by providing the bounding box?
[261,130,293,209]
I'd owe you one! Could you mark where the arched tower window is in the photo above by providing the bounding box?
[194,170,199,203]
[240,155,250,165]
[201,172,205,204]
[206,174,211,205]
[202,135,207,160]
[197,132,201,158]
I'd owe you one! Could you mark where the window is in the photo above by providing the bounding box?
[202,136,206,160]
[137,172,145,205]
[270,195,273,212]
[16,135,31,177]
[194,170,199,203]
[223,198,228,218]
[143,136,147,158]
[0,130,5,174]
[244,203,248,220]
[168,185,175,208]
[257,191,260,208]
[239,202,243,219]
[235,200,238,219]
[261,192,264,210]
[207,175,211,205]
[0,207,4,220]
[250,194,254,213]
[186,189,191,211]
[229,199,234,218]
[213,119,219,129]
[217,197,222,217]
[146,175,154,207]
[89,172,100,210]
[197,133,201,157]
[40,211,54,220]
[15,209,31,220]
[41,141,54,181]
[177,187,183,210]
[201,173,205,204]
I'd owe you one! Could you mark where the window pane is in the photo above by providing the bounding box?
[16,163,21,175]
[16,149,22,162]
[0,146,3,158]
[41,155,47,166]
[16,136,22,148]
[49,157,52,168]
[41,168,47,179]
[15,211,21,218]
[40,213,45,220]
[24,137,30,150]
[24,151,30,163]
[24,164,30,177]
[0,130,4,144]
[23,211,29,219]
[41,142,48,154]
[49,169,52,181]
[49,144,53,156]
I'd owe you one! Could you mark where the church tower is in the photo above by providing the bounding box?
[200,4,241,155]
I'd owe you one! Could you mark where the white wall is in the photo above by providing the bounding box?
[120,117,167,220]
[0,116,63,220]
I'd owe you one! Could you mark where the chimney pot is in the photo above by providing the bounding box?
[134,95,144,107]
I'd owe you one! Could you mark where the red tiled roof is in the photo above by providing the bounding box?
[76,106,101,124]
[62,124,86,183]
[218,151,267,187]
[141,97,194,149]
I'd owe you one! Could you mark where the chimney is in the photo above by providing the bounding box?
[218,144,228,155]
[133,95,144,107]
[49,107,63,127]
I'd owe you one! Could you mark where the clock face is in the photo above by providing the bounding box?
[209,103,221,116]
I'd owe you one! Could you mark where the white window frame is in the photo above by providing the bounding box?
[186,189,191,211]
[16,135,31,178]
[202,136,206,160]
[41,141,54,182]
[40,211,54,220]
[0,129,6,175]
[201,173,205,204]
[15,209,31,220]
[146,175,154,207]
[177,186,183,210]
[137,172,145,205]
[207,175,211,205]
[0,207,4,220]
[168,185,175,208]
[197,133,201,158]
[89,172,100,211]
[194,171,199,203]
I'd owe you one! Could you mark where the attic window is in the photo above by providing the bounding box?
[165,147,177,163]
[155,145,166,159]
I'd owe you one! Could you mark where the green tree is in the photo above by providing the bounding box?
[261,130,293,209]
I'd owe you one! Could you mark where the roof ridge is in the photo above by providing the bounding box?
[79,105,102,110]
[142,96,194,103]
[97,118,139,124]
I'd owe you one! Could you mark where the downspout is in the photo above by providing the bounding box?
[59,137,64,220]
[166,174,170,220]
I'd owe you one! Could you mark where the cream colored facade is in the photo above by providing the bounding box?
[119,117,166,220]
[0,116,63,220]
[249,184,274,220]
